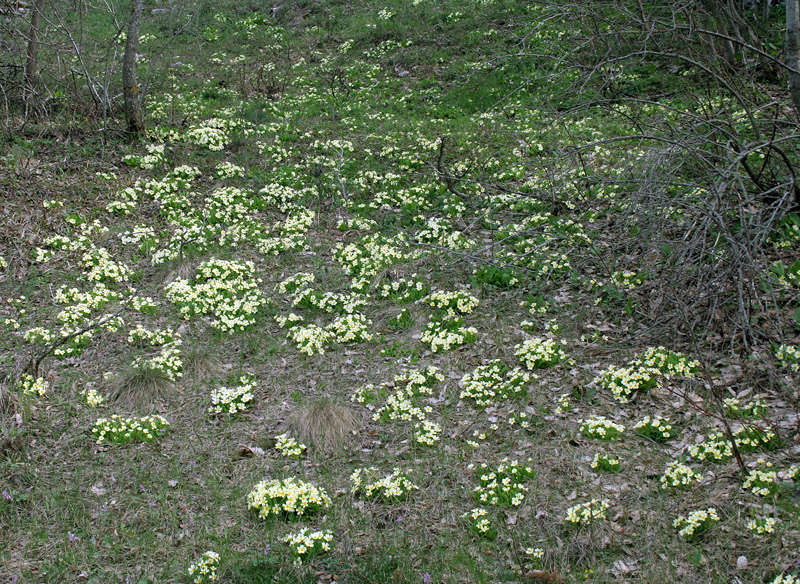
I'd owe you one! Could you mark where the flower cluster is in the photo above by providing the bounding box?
[337,215,377,232]
[747,516,777,535]
[466,426,495,448]
[674,508,719,540]
[394,366,443,394]
[290,288,366,314]
[23,327,55,344]
[633,415,675,442]
[592,364,661,403]
[283,528,333,565]
[18,374,48,396]
[165,259,265,332]
[610,270,647,289]
[82,387,104,407]
[333,233,418,292]
[515,337,566,369]
[379,275,428,303]
[593,347,698,403]
[579,415,624,440]
[524,547,545,569]
[277,272,315,295]
[327,313,373,343]
[118,225,158,253]
[185,119,232,151]
[423,290,479,315]
[471,459,534,507]
[775,344,800,372]
[122,143,165,169]
[351,383,380,405]
[81,247,132,283]
[287,324,333,355]
[130,295,158,314]
[687,431,733,462]
[259,183,305,212]
[420,314,477,352]
[274,433,306,457]
[734,425,778,452]
[107,186,138,215]
[53,330,95,359]
[354,368,442,444]
[413,420,441,446]
[591,452,620,472]
[771,260,800,288]
[247,477,331,520]
[723,397,767,419]
[770,212,800,248]
[132,345,183,381]
[635,346,700,376]
[91,415,170,444]
[660,460,703,490]
[275,313,304,329]
[187,550,220,584]
[460,360,532,407]
[215,161,245,179]
[127,325,181,347]
[462,507,495,539]
[373,389,429,422]
[350,467,419,502]
[565,499,609,525]
[209,375,256,415]
[507,410,532,429]
[742,459,777,497]
[771,575,800,584]
[555,393,571,414]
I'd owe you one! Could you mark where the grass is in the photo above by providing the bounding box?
[1,0,799,582]
[181,349,224,384]
[287,398,358,451]
[109,366,176,409]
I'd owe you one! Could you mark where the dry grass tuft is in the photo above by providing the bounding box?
[110,366,176,408]
[0,382,18,418]
[182,349,224,383]
[164,260,195,284]
[288,398,358,450]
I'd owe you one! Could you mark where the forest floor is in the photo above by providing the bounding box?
[1,1,800,583]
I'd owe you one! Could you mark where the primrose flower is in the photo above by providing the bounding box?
[673,508,719,540]
[747,516,777,535]
[283,528,333,565]
[579,415,624,440]
[515,337,566,369]
[247,477,330,520]
[274,433,307,457]
[462,507,495,539]
[351,468,418,502]
[565,499,609,525]
[188,550,219,584]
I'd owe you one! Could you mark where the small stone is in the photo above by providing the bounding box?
[736,556,747,570]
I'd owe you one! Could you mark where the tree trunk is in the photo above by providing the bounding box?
[788,0,800,117]
[23,0,45,99]
[123,0,145,138]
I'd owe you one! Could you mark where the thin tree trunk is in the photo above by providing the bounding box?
[788,0,800,117]
[23,0,45,99]
[123,0,145,137]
